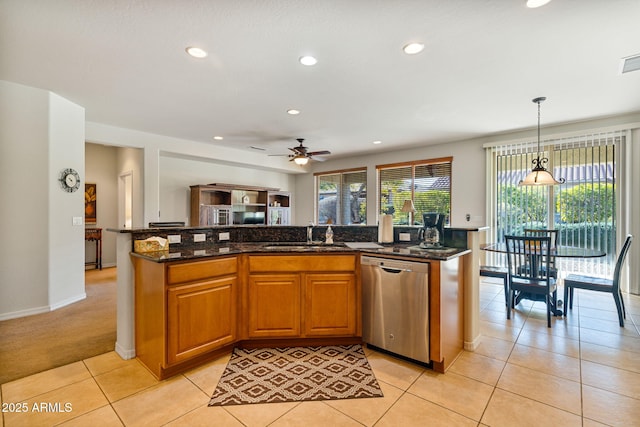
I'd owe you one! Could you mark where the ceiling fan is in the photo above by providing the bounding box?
[270,138,331,165]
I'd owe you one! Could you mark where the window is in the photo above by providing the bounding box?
[377,157,452,225]
[316,168,367,225]
[490,131,621,276]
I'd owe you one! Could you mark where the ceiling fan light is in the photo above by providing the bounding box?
[294,156,309,165]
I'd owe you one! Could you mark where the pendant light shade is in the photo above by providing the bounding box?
[519,97,565,186]
[293,155,309,165]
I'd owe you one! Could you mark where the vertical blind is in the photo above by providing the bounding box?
[377,158,452,225]
[489,131,622,276]
[316,168,367,225]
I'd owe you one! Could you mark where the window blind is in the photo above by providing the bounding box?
[489,131,622,276]
[378,158,452,225]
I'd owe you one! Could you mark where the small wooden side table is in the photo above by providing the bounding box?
[85,228,102,270]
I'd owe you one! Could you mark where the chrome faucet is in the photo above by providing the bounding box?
[307,221,315,244]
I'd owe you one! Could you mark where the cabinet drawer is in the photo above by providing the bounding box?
[249,254,356,272]
[167,256,237,285]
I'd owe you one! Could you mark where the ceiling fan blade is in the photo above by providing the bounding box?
[308,150,331,156]
[268,154,290,157]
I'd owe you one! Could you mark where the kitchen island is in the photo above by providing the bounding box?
[109,225,478,379]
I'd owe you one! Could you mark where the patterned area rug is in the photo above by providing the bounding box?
[209,344,383,406]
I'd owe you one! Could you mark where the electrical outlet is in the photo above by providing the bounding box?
[219,232,230,241]
[168,235,181,244]
[194,249,206,256]
[193,233,206,242]
[399,232,411,241]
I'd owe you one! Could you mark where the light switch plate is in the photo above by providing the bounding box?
[168,235,181,244]
[193,233,206,242]
[399,232,411,241]
[72,216,83,226]
[219,232,230,241]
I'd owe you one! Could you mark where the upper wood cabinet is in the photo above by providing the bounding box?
[267,191,292,225]
[190,185,232,226]
[190,184,290,226]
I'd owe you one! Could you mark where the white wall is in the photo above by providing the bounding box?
[117,147,145,228]
[48,93,86,309]
[296,138,487,228]
[0,80,85,319]
[159,153,296,225]
[86,121,304,227]
[1,81,51,317]
[85,144,119,267]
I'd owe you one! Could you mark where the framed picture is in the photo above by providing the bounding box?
[85,183,97,224]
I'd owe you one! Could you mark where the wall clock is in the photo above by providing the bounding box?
[59,168,81,192]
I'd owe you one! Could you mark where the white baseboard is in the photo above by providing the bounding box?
[50,293,87,311]
[464,334,482,351]
[115,342,136,360]
[1,292,88,320]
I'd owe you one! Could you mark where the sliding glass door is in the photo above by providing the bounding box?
[492,133,621,276]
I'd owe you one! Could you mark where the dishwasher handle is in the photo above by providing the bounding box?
[381,266,407,274]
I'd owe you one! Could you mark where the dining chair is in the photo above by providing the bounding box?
[505,235,557,327]
[563,234,633,327]
[523,229,559,279]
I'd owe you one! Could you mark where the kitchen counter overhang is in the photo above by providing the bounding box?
[130,241,471,263]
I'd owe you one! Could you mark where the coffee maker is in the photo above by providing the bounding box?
[418,213,445,248]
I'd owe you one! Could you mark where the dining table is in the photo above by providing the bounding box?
[481,242,606,315]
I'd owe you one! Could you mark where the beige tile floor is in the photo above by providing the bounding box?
[2,278,640,426]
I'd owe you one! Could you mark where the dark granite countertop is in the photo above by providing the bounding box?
[130,241,470,263]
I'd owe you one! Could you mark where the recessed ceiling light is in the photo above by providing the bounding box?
[287,109,300,115]
[403,43,424,55]
[372,140,382,145]
[526,0,551,8]
[185,47,207,58]
[299,55,318,66]
[213,136,223,140]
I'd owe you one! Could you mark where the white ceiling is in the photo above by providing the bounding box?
[2,0,640,162]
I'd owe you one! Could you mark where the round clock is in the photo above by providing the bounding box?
[59,168,81,192]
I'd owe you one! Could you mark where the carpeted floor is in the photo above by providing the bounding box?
[209,344,384,406]
[0,268,117,385]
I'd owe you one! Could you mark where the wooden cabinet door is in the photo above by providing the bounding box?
[304,273,357,336]
[167,276,237,365]
[248,274,301,337]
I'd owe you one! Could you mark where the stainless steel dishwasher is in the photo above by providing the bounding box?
[361,255,430,363]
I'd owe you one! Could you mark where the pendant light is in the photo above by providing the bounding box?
[519,97,565,186]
